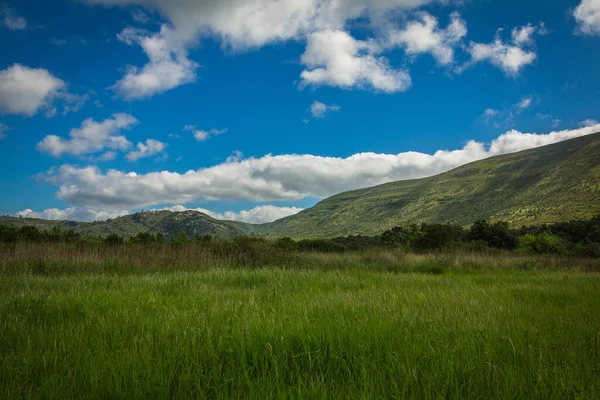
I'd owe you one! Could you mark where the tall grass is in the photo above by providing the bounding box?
[1,243,599,398]
[1,242,599,275]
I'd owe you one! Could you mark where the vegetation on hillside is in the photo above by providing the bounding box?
[258,132,600,237]
[3,215,599,261]
[0,210,244,239]
[3,133,599,240]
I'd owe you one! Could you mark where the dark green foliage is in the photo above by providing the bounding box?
[416,223,464,251]
[274,237,297,251]
[1,214,600,258]
[170,231,189,246]
[467,220,519,250]
[104,234,124,245]
[297,239,347,253]
[129,232,158,244]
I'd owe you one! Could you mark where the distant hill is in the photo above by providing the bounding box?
[3,132,600,239]
[253,132,600,238]
[0,210,243,238]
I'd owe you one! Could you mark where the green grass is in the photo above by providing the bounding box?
[1,265,600,399]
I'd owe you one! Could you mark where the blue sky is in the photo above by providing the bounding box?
[0,0,599,223]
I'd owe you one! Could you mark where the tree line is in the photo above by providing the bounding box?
[1,215,599,258]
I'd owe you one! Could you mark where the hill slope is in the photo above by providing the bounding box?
[3,132,600,239]
[0,210,244,238]
[257,132,600,238]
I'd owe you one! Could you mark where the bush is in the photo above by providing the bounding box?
[574,242,600,258]
[297,239,346,253]
[105,234,124,246]
[274,237,298,251]
[521,232,566,255]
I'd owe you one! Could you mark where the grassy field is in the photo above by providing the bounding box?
[1,246,600,398]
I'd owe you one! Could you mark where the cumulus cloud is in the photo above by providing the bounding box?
[16,204,303,223]
[37,113,137,158]
[160,204,304,224]
[464,23,543,75]
[300,30,411,92]
[184,125,227,142]
[16,207,130,222]
[83,0,452,95]
[574,0,600,35]
[0,64,68,116]
[83,0,444,49]
[114,25,198,99]
[126,138,168,161]
[384,11,466,65]
[1,5,27,30]
[32,123,600,216]
[310,100,340,118]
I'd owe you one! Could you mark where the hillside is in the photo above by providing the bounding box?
[3,132,600,239]
[255,132,600,238]
[0,210,243,238]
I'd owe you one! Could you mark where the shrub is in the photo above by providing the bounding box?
[105,234,124,246]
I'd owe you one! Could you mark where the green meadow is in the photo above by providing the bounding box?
[1,245,599,399]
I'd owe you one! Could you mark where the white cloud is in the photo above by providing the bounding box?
[384,11,466,65]
[35,124,600,215]
[0,122,9,139]
[465,24,542,75]
[581,119,599,127]
[511,24,537,46]
[484,108,499,117]
[184,125,227,142]
[16,207,129,222]
[114,25,198,99]
[536,114,561,128]
[1,5,27,30]
[574,0,600,35]
[50,37,68,46]
[83,0,444,49]
[160,204,304,224]
[310,100,340,118]
[0,64,66,116]
[300,30,411,92]
[37,113,137,158]
[126,138,168,161]
[16,204,303,223]
[487,126,598,154]
[83,0,451,95]
[516,96,532,110]
[481,95,534,126]
[222,205,304,224]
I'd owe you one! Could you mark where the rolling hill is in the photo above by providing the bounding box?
[0,210,244,238]
[2,132,600,239]
[253,132,600,238]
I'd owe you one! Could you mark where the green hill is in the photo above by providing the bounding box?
[255,132,600,238]
[3,132,600,239]
[0,210,244,238]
